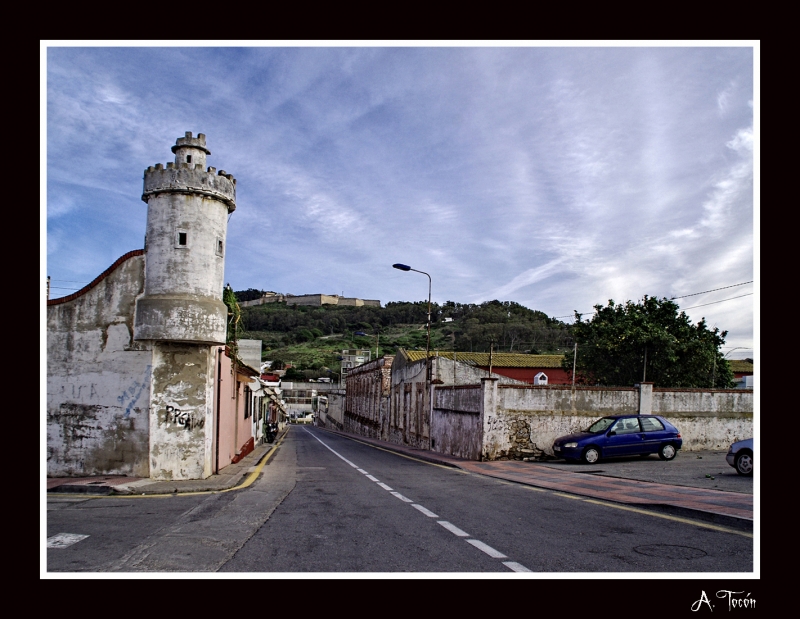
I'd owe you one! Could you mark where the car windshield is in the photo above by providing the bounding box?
[585,417,616,433]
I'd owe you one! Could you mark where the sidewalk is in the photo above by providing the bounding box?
[46,438,280,496]
[47,426,753,526]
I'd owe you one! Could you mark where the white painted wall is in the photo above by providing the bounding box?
[47,254,152,477]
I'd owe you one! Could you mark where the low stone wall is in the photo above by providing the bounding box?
[483,383,753,459]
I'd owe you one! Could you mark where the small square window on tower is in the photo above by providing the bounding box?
[175,229,189,249]
[216,237,224,257]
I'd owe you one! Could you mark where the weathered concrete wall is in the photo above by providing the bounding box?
[430,385,482,459]
[238,339,262,372]
[651,388,753,414]
[344,356,392,439]
[482,384,753,460]
[47,253,151,477]
[431,356,527,387]
[651,388,753,450]
[323,392,346,430]
[388,355,429,448]
[149,343,216,480]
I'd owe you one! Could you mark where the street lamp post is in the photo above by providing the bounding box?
[392,263,432,381]
[393,262,433,449]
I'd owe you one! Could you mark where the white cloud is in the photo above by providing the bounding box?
[44,45,755,355]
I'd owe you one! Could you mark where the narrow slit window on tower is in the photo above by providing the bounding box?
[175,229,189,248]
[186,155,192,163]
[216,238,224,257]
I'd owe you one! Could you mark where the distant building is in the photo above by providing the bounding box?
[340,349,372,379]
[729,359,754,389]
[240,292,380,308]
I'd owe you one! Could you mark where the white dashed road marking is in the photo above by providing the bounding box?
[466,539,507,558]
[47,533,89,549]
[503,561,532,572]
[437,521,470,537]
[412,504,439,518]
[304,428,530,572]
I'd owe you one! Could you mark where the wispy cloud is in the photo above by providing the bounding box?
[44,44,756,357]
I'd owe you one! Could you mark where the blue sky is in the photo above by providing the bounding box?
[43,42,757,359]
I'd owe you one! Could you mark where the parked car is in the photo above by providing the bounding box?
[552,414,683,464]
[725,438,753,476]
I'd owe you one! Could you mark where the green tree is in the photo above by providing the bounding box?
[564,296,734,388]
[223,284,242,353]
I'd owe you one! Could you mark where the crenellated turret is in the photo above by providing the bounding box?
[172,130,210,169]
[134,132,235,345]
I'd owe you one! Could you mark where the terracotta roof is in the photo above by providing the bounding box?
[729,359,754,373]
[401,349,565,368]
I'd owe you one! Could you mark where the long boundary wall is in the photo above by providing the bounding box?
[483,383,753,460]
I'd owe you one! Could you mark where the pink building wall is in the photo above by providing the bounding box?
[215,348,256,472]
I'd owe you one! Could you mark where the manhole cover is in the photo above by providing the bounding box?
[633,544,707,559]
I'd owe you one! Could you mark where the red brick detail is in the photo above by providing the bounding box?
[231,437,254,464]
[47,249,145,306]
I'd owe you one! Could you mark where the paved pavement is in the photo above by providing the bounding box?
[46,425,753,525]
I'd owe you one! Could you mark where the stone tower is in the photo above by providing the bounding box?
[134,131,236,343]
[134,132,237,480]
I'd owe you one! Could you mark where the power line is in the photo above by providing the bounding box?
[681,293,753,310]
[49,280,92,285]
[669,281,753,301]
[553,281,754,320]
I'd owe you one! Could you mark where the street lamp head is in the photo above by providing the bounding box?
[392,263,411,271]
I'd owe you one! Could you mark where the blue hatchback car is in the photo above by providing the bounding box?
[552,415,683,464]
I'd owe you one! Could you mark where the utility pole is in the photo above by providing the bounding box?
[572,342,577,387]
[711,356,716,388]
[642,346,647,383]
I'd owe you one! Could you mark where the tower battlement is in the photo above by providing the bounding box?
[142,164,236,212]
[171,131,211,155]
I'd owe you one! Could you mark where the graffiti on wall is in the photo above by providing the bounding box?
[162,405,204,431]
[486,416,506,432]
[117,365,151,418]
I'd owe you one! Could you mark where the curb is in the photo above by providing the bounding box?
[47,430,287,498]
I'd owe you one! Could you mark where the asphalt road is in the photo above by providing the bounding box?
[47,427,753,573]
[539,448,753,494]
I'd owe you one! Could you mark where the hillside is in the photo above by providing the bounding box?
[236,294,573,380]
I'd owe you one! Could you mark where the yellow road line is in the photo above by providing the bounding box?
[580,498,753,538]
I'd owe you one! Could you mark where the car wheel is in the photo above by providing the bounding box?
[735,451,753,476]
[582,447,600,464]
[658,443,677,461]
